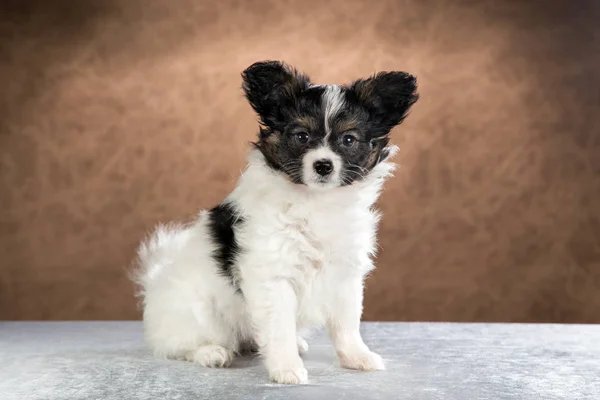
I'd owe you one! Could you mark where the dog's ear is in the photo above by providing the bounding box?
[242,60,311,129]
[348,71,419,137]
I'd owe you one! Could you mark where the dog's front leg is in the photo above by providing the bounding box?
[327,276,385,371]
[245,279,307,384]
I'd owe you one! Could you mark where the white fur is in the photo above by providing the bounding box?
[134,146,398,384]
[323,85,345,137]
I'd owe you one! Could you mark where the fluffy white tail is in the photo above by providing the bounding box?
[132,223,193,301]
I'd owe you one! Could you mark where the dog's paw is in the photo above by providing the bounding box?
[269,366,308,384]
[184,345,234,368]
[338,350,385,371]
[297,336,309,353]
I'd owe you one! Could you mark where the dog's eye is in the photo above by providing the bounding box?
[295,132,309,144]
[342,134,356,147]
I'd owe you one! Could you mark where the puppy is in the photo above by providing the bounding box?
[134,61,418,384]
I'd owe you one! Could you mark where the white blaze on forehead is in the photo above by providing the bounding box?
[322,85,345,138]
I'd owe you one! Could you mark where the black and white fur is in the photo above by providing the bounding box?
[134,61,418,384]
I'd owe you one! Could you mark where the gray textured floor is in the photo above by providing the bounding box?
[1,322,599,400]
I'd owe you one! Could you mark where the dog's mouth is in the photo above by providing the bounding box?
[304,174,341,189]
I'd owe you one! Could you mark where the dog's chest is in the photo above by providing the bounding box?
[275,203,376,326]
[281,201,376,273]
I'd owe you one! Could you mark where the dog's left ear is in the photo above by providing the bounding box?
[242,60,311,129]
[349,71,419,136]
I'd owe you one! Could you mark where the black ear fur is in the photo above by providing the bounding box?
[241,60,311,129]
[349,71,419,136]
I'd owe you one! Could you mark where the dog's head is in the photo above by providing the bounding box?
[242,61,418,189]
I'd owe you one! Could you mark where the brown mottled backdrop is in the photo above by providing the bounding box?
[1,0,599,322]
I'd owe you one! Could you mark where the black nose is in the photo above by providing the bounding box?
[313,159,333,176]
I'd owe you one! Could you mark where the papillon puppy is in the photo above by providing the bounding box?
[134,60,418,384]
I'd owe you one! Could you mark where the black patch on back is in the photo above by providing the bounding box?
[207,202,244,289]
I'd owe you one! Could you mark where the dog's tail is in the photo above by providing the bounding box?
[131,222,193,304]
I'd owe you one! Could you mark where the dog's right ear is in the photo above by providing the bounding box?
[242,60,311,129]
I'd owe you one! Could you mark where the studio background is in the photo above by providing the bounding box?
[1,0,599,322]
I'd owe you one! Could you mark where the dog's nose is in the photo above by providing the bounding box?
[313,159,333,176]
